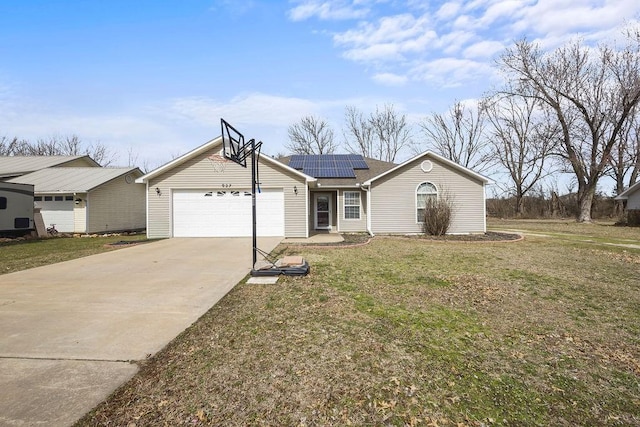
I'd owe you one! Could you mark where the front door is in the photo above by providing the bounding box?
[314,193,331,230]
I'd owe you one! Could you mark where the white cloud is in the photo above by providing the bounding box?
[410,57,494,88]
[435,30,477,55]
[511,0,640,40]
[334,14,429,46]
[463,40,505,59]
[372,72,408,86]
[476,0,528,27]
[0,91,323,166]
[334,13,436,62]
[342,42,404,62]
[287,0,370,21]
[165,93,324,127]
[435,1,462,21]
[306,0,640,89]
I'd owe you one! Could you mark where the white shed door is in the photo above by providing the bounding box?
[37,198,74,233]
[172,189,284,237]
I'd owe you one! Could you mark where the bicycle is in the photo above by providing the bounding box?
[47,224,58,235]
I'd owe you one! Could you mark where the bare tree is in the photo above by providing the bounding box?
[286,115,336,155]
[0,134,115,165]
[485,93,558,216]
[344,104,411,162]
[499,29,640,222]
[0,136,27,155]
[608,109,640,215]
[370,104,412,162]
[417,100,492,172]
[344,106,374,158]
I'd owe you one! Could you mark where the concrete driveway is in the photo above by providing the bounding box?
[0,237,282,427]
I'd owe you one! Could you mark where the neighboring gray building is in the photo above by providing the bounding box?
[7,167,145,234]
[615,181,640,210]
[0,155,100,179]
[137,137,491,238]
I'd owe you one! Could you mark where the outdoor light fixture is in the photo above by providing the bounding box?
[156,187,162,196]
[74,198,82,205]
[294,185,298,195]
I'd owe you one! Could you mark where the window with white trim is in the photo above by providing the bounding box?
[416,182,437,222]
[343,191,361,220]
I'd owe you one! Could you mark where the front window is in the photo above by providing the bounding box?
[344,191,361,220]
[416,182,437,222]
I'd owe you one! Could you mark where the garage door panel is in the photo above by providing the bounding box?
[37,200,74,233]
[173,189,284,237]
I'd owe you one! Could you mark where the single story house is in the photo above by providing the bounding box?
[615,181,640,210]
[136,137,490,238]
[7,167,145,234]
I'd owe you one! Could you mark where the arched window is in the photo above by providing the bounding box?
[416,182,437,222]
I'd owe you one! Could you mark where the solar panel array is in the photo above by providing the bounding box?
[289,154,369,178]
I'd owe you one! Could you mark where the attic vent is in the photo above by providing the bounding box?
[421,160,433,172]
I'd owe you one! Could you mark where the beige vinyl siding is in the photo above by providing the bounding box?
[73,193,87,233]
[147,148,307,238]
[86,173,146,233]
[338,189,367,232]
[370,156,486,234]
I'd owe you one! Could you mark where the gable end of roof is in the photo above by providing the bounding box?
[136,137,316,184]
[363,151,492,186]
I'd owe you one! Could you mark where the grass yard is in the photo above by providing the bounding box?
[0,234,148,275]
[70,220,640,426]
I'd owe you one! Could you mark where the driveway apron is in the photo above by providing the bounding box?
[0,237,282,427]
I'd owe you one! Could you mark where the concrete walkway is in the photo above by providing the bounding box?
[0,237,281,427]
[283,232,344,244]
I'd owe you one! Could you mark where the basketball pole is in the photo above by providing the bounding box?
[251,138,258,269]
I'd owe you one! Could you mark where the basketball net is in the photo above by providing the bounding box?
[207,153,229,173]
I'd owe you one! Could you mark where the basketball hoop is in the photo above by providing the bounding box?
[207,153,228,173]
[218,117,309,277]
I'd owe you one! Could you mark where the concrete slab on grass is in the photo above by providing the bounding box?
[247,276,280,284]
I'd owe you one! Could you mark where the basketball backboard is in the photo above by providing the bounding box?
[221,118,248,168]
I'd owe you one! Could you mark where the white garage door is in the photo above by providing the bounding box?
[36,196,74,233]
[172,189,285,237]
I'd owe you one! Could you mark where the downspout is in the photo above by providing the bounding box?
[145,182,150,238]
[482,182,488,233]
[363,184,374,237]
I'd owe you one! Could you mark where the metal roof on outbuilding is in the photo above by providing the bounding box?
[6,167,142,193]
[0,155,100,178]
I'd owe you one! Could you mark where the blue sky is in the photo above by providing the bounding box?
[1,0,639,171]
